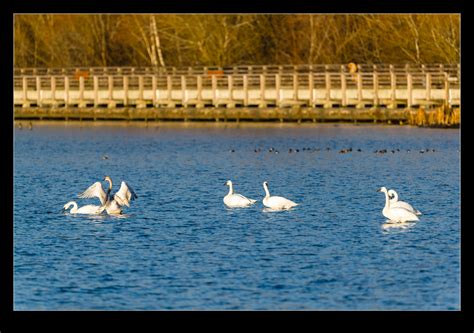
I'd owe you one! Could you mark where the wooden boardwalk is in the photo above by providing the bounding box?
[14,64,460,121]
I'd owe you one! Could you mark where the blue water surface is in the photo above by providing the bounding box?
[13,122,460,310]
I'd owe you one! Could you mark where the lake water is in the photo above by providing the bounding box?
[13,122,460,310]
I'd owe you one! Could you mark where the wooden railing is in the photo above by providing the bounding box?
[14,64,460,77]
[13,64,460,109]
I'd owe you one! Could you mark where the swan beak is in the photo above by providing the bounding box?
[376,188,381,192]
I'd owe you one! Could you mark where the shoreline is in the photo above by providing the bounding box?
[14,106,460,129]
[13,119,460,129]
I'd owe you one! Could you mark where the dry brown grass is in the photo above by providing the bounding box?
[408,105,460,127]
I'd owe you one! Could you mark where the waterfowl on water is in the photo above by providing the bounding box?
[377,187,419,223]
[223,180,257,208]
[78,176,138,215]
[388,189,422,215]
[262,181,298,210]
[62,201,103,215]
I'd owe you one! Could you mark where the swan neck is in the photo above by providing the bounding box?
[263,184,270,198]
[67,201,78,212]
[227,183,233,195]
[106,178,113,190]
[384,190,390,209]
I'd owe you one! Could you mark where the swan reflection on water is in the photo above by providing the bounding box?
[381,221,417,233]
[62,212,131,222]
[262,207,297,213]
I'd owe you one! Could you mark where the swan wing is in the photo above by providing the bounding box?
[234,193,256,203]
[391,201,421,215]
[114,181,138,207]
[388,207,420,222]
[265,196,298,209]
[224,193,256,207]
[78,182,107,205]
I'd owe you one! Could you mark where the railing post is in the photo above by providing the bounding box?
[293,74,299,102]
[79,76,85,106]
[64,76,69,106]
[181,75,187,106]
[308,73,314,106]
[389,65,396,108]
[212,74,217,106]
[275,74,281,106]
[243,74,248,106]
[341,72,347,107]
[227,75,234,107]
[36,76,41,106]
[325,73,331,106]
[50,76,56,102]
[22,76,28,103]
[166,75,172,102]
[93,76,99,107]
[425,73,431,103]
[108,76,113,101]
[260,74,266,107]
[123,76,129,106]
[152,76,157,106]
[407,73,413,108]
[197,75,203,106]
[373,65,379,106]
[444,72,450,107]
[138,75,144,102]
[356,73,363,108]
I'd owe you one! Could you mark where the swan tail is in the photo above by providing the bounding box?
[249,199,257,204]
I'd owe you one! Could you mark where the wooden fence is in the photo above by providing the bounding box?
[14,64,460,109]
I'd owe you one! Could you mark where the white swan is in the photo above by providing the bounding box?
[63,201,103,215]
[378,187,419,223]
[223,180,257,208]
[78,176,138,215]
[388,189,422,215]
[262,181,298,210]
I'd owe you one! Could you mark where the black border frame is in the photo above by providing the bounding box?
[2,1,470,331]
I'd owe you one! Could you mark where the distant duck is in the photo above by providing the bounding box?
[262,181,298,210]
[62,201,103,215]
[102,155,109,160]
[388,189,422,215]
[339,148,352,154]
[223,180,257,208]
[377,187,419,223]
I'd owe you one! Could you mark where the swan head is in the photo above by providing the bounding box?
[103,176,113,189]
[388,189,397,200]
[62,201,75,212]
[225,180,232,186]
[377,186,388,193]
